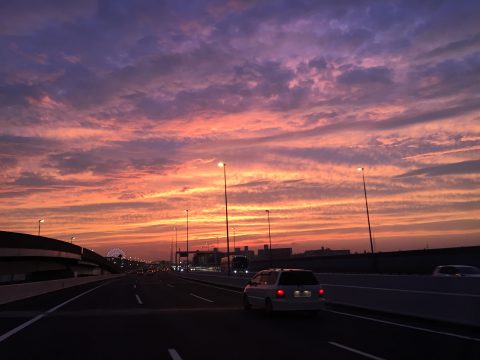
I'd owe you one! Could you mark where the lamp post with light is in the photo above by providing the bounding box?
[38,219,45,237]
[218,162,231,276]
[266,210,272,268]
[70,236,76,243]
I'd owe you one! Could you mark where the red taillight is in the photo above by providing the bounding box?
[318,288,325,297]
[276,289,285,297]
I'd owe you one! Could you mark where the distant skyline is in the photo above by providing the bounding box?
[1,1,479,260]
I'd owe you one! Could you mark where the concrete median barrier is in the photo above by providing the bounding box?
[0,274,124,305]
[322,283,480,326]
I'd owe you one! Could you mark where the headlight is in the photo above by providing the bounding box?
[234,270,237,274]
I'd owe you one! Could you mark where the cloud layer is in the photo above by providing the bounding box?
[1,0,479,259]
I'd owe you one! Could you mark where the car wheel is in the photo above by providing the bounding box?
[243,294,252,310]
[265,298,273,314]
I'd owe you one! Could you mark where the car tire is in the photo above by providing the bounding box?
[243,294,252,311]
[265,298,273,315]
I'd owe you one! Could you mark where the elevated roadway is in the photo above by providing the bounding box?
[0,231,119,284]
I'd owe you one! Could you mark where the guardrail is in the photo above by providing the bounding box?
[179,272,480,327]
[0,274,124,305]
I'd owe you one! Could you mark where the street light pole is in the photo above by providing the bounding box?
[358,168,374,255]
[70,236,76,243]
[358,167,376,272]
[174,226,178,271]
[185,210,189,271]
[232,227,236,254]
[266,210,272,268]
[170,234,173,265]
[218,162,231,276]
[38,219,45,237]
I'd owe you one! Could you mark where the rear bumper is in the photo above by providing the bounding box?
[271,298,326,311]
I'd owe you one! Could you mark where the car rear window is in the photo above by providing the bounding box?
[278,271,318,285]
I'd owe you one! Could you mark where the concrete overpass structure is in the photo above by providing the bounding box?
[0,231,120,284]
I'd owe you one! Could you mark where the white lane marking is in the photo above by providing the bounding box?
[166,283,175,288]
[179,277,243,294]
[189,293,214,303]
[323,283,480,298]
[327,309,480,342]
[133,284,136,289]
[135,294,143,305]
[0,281,113,343]
[168,348,183,360]
[329,341,385,360]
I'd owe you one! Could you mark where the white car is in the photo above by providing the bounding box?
[432,265,480,277]
[243,269,325,313]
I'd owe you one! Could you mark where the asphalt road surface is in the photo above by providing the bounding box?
[0,273,479,359]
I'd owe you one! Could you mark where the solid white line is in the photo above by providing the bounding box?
[189,293,214,303]
[168,348,183,360]
[0,280,112,343]
[329,341,385,360]
[0,313,46,343]
[327,309,480,342]
[135,294,143,305]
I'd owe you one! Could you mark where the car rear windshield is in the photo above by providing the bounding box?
[278,271,318,285]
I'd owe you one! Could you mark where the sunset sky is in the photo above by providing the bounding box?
[1,1,479,260]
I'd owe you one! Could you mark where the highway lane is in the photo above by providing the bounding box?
[0,272,479,359]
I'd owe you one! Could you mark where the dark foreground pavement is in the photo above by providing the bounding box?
[0,272,479,359]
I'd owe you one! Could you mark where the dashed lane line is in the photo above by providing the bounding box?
[135,294,143,305]
[168,348,183,360]
[189,293,214,303]
[329,341,385,360]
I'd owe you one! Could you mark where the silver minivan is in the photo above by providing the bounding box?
[243,269,325,313]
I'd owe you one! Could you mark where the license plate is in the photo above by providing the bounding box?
[294,290,311,298]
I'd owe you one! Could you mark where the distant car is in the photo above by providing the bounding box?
[146,269,156,275]
[432,265,480,277]
[243,269,325,314]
